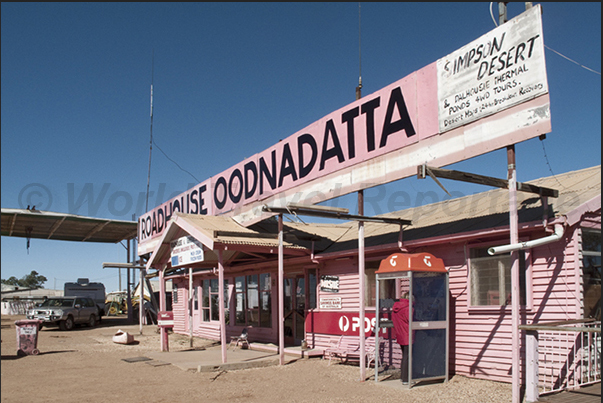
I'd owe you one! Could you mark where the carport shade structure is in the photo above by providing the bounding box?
[1,208,137,243]
[143,212,310,364]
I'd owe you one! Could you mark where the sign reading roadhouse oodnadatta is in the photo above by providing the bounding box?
[139,6,549,256]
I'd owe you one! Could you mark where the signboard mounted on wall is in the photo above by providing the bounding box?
[170,235,204,267]
[139,5,550,256]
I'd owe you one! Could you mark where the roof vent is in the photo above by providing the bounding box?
[77,278,89,285]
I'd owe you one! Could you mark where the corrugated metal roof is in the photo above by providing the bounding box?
[319,165,601,253]
[170,213,307,249]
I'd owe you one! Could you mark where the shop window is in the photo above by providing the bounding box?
[173,283,178,304]
[365,260,396,307]
[581,229,601,320]
[235,273,272,327]
[469,246,526,306]
[201,278,229,324]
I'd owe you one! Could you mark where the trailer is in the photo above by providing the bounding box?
[64,278,106,317]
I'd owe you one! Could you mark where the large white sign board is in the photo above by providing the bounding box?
[437,6,547,132]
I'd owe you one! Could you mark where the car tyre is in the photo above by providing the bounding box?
[60,316,75,331]
[88,315,97,327]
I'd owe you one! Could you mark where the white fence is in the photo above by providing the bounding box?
[522,320,601,402]
[1,300,36,315]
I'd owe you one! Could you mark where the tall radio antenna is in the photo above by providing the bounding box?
[355,3,362,100]
[145,51,154,212]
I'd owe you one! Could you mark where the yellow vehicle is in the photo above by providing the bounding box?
[104,291,127,316]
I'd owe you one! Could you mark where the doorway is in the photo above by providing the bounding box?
[284,274,306,346]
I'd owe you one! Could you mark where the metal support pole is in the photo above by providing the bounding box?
[139,268,145,334]
[126,239,133,322]
[374,275,380,383]
[159,267,168,352]
[508,145,521,403]
[358,190,366,381]
[278,214,285,365]
[188,267,193,348]
[218,250,227,364]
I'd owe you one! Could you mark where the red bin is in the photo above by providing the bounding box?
[15,319,42,356]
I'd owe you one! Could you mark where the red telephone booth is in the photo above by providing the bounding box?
[374,252,449,387]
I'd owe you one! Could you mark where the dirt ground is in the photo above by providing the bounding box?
[1,314,513,403]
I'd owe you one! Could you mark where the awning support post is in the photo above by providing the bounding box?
[358,190,366,381]
[218,250,227,364]
[278,214,285,365]
[159,266,169,352]
[189,266,193,348]
[508,145,521,403]
[139,267,145,334]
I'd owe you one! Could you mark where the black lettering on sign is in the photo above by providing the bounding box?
[380,87,416,148]
[297,133,317,179]
[244,161,258,200]
[259,150,277,195]
[319,119,345,171]
[214,176,227,209]
[278,143,298,187]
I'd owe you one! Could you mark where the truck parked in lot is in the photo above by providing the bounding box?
[64,278,106,317]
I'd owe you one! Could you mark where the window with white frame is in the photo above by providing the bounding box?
[470,246,526,306]
[581,228,601,319]
[235,273,271,327]
[201,278,229,324]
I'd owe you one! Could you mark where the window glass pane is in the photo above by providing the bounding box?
[470,248,525,306]
[260,273,271,291]
[308,269,317,310]
[224,280,230,325]
[235,293,245,325]
[260,292,271,327]
[296,277,305,312]
[211,295,219,320]
[365,261,387,307]
[583,230,602,253]
[235,276,245,291]
[247,275,259,309]
[210,278,219,293]
[202,280,209,308]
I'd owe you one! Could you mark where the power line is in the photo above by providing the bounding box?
[488,2,600,76]
[544,45,601,76]
[153,138,200,183]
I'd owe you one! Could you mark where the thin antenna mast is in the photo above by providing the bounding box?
[355,3,362,100]
[145,51,154,212]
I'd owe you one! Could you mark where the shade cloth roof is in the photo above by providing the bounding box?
[1,208,137,243]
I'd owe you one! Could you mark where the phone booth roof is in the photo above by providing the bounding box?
[376,252,446,274]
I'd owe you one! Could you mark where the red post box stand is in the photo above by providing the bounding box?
[158,311,174,352]
[15,319,42,356]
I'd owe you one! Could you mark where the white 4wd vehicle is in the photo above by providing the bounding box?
[27,296,101,331]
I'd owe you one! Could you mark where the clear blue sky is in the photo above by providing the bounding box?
[2,3,600,293]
